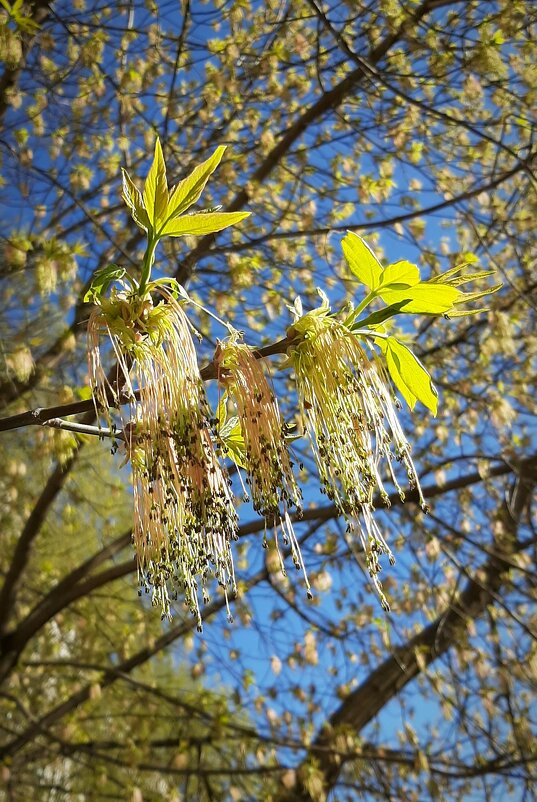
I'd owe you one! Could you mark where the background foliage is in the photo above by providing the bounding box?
[0,1,536,800]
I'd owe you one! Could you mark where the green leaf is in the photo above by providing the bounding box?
[378,336,438,415]
[219,416,248,470]
[121,168,150,232]
[84,264,126,302]
[379,260,421,289]
[440,270,496,288]
[453,282,502,304]
[429,261,478,284]
[379,282,461,314]
[216,395,227,429]
[161,210,250,237]
[444,307,490,318]
[77,385,93,401]
[143,138,169,228]
[342,232,383,290]
[164,146,227,225]
[219,414,239,441]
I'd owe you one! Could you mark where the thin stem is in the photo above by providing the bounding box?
[43,418,124,441]
[353,328,388,340]
[183,293,237,334]
[352,290,377,320]
[137,234,159,297]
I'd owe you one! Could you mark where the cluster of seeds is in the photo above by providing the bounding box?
[214,338,309,588]
[287,310,427,609]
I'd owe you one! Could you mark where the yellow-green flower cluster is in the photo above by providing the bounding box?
[214,338,309,588]
[287,299,427,609]
[88,292,237,627]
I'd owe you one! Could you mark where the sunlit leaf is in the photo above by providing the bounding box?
[161,210,250,237]
[379,283,461,314]
[454,283,502,304]
[342,232,382,290]
[76,385,93,401]
[219,416,248,470]
[216,395,228,430]
[445,307,491,318]
[84,264,126,302]
[429,261,481,284]
[121,168,150,232]
[143,138,169,228]
[378,335,438,415]
[164,146,227,225]
[441,270,497,287]
[379,260,421,289]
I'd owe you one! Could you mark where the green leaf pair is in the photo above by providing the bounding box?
[122,140,250,239]
[84,264,129,303]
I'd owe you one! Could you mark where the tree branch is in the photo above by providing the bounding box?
[0,446,82,636]
[0,456,525,689]
[273,457,537,802]
[0,565,269,761]
[0,337,291,433]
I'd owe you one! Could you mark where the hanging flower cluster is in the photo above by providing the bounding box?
[88,291,238,626]
[286,293,427,609]
[86,141,249,626]
[85,139,499,625]
[214,336,309,590]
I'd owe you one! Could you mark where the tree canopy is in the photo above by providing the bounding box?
[0,1,536,801]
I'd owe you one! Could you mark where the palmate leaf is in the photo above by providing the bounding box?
[161,210,250,237]
[342,231,383,290]
[143,138,169,228]
[120,140,250,246]
[376,335,438,415]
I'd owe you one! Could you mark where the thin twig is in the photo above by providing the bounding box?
[0,337,291,434]
[42,418,124,441]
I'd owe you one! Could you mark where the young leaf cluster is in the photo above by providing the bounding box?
[341,232,500,414]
